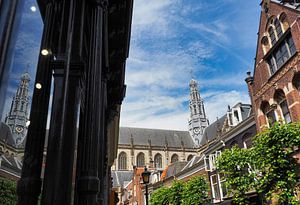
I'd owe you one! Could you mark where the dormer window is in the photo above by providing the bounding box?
[227,107,242,126]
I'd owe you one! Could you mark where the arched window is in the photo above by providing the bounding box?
[187,155,194,161]
[279,13,289,31]
[118,152,127,170]
[261,101,276,126]
[137,152,145,167]
[292,72,300,91]
[171,154,179,163]
[274,18,283,38]
[274,90,291,123]
[154,153,162,168]
[261,36,270,54]
[268,27,276,46]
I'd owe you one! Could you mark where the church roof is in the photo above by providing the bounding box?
[119,127,195,148]
[0,122,15,147]
[111,170,133,188]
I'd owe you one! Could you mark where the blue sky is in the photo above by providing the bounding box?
[120,0,262,130]
[1,0,42,121]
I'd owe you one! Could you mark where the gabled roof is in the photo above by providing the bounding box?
[119,127,195,149]
[111,170,133,188]
[0,122,15,147]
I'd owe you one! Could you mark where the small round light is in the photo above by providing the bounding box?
[41,49,49,56]
[30,6,37,12]
[26,121,31,127]
[35,83,42,89]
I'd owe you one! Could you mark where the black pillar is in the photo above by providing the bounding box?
[75,1,104,204]
[17,2,57,204]
[41,65,80,205]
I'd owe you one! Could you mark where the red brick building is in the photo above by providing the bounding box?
[246,0,300,131]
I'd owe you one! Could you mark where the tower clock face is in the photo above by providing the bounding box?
[15,126,24,133]
[193,127,200,134]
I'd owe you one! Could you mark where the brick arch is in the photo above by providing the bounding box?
[265,15,276,31]
[292,72,300,90]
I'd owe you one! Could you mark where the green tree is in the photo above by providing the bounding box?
[150,186,170,205]
[182,176,210,205]
[217,123,300,204]
[0,177,17,205]
[216,146,256,205]
[253,123,300,204]
[169,180,184,205]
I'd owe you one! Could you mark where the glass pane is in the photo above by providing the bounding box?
[287,34,296,55]
[0,1,43,148]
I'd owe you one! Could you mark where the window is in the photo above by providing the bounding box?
[262,36,270,54]
[118,152,127,170]
[205,151,221,171]
[154,153,162,168]
[268,27,276,46]
[187,155,194,161]
[274,18,283,38]
[243,137,252,149]
[274,90,291,123]
[211,175,221,200]
[171,154,178,163]
[137,152,145,167]
[292,72,300,91]
[261,101,276,126]
[279,13,289,31]
[267,34,296,75]
[219,173,227,198]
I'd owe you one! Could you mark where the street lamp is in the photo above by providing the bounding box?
[141,167,151,205]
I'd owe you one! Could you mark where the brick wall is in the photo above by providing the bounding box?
[247,1,300,132]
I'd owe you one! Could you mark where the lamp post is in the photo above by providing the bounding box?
[141,167,151,205]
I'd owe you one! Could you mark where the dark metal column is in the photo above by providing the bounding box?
[75,1,105,204]
[41,65,80,205]
[17,2,57,204]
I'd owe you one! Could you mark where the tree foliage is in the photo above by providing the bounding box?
[150,176,210,205]
[216,146,255,205]
[217,123,300,204]
[181,176,210,205]
[0,177,17,205]
[252,123,300,204]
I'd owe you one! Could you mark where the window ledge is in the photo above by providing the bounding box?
[268,51,298,82]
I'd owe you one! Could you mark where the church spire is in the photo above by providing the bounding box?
[188,79,209,146]
[5,72,31,147]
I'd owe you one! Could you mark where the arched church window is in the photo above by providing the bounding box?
[154,153,162,168]
[268,27,276,46]
[261,36,270,54]
[274,18,283,38]
[292,72,300,91]
[187,155,194,161]
[261,101,276,126]
[279,13,289,31]
[118,152,127,170]
[171,154,179,163]
[274,89,291,123]
[137,152,145,167]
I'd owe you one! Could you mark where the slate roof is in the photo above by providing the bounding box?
[0,122,15,147]
[200,103,252,146]
[201,116,226,146]
[111,170,133,188]
[119,127,195,148]
[0,155,22,177]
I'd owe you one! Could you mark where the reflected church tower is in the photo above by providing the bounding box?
[5,72,30,147]
[188,79,209,146]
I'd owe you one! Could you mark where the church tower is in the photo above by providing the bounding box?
[5,72,31,147]
[188,79,209,146]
